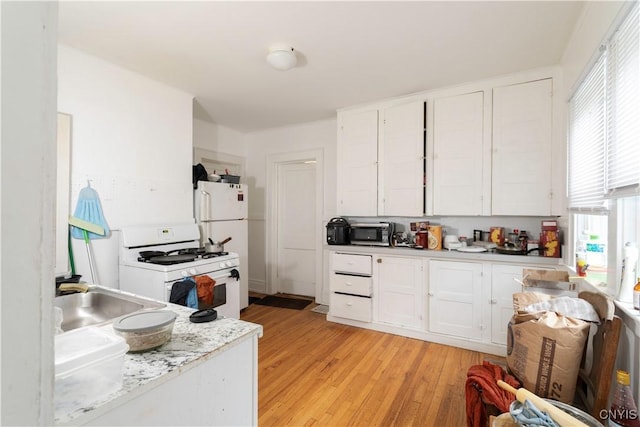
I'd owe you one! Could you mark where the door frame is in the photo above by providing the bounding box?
[266,149,324,298]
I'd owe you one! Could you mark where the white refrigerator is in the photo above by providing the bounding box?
[195,181,249,309]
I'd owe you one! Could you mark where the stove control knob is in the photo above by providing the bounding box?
[181,270,188,277]
[225,261,232,267]
[189,268,197,276]
[219,262,226,269]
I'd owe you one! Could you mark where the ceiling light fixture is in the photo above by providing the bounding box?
[266,46,297,71]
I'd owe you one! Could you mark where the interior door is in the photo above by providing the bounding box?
[277,162,316,297]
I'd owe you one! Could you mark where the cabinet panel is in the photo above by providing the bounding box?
[429,260,483,340]
[376,256,424,329]
[433,91,484,215]
[330,273,372,297]
[331,253,372,276]
[492,79,553,215]
[490,264,524,345]
[330,293,372,322]
[337,109,379,216]
[379,101,425,216]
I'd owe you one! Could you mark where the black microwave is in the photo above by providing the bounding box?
[350,222,394,246]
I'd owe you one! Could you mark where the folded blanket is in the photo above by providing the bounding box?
[466,361,521,427]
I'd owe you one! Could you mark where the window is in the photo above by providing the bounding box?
[568,3,639,288]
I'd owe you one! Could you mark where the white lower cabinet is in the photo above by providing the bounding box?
[329,252,373,322]
[490,263,557,345]
[331,292,372,322]
[375,255,426,329]
[327,249,561,355]
[428,259,486,340]
[490,264,525,345]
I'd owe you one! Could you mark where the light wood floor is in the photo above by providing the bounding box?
[241,296,503,427]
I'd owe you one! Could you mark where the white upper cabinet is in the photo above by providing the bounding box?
[337,109,379,216]
[432,91,485,215]
[491,79,553,215]
[337,101,425,217]
[379,101,425,216]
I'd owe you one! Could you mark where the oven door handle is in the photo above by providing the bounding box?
[205,268,240,282]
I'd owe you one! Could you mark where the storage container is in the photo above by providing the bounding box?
[113,310,176,352]
[55,326,129,412]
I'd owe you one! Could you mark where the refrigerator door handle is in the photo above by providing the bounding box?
[200,190,211,221]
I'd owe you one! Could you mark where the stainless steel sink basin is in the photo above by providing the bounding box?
[54,288,166,331]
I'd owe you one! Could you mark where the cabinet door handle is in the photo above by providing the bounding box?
[490,299,497,304]
[428,292,434,297]
[346,302,353,307]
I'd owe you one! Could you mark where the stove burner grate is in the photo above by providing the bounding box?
[137,250,230,265]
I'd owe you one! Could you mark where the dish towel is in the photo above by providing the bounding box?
[465,361,521,427]
[169,280,196,307]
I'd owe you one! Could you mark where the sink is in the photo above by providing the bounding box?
[54,288,166,332]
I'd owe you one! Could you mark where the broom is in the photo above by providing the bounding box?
[69,215,105,284]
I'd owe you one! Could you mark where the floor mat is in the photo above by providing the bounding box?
[253,295,312,310]
[248,296,263,305]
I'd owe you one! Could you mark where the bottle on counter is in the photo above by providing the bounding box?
[609,370,640,427]
[617,242,639,304]
[633,277,640,311]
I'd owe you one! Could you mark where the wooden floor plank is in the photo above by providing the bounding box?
[241,299,502,426]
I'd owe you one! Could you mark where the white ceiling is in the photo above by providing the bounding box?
[58,1,585,133]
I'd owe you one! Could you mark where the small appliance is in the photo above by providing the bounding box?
[349,222,394,246]
[443,235,462,250]
[326,217,350,245]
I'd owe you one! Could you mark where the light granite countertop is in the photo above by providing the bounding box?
[55,301,263,426]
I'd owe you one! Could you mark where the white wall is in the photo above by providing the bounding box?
[58,46,194,288]
[1,2,57,425]
[244,119,337,295]
[193,117,246,157]
[560,1,627,98]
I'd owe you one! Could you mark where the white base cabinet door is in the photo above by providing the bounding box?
[428,260,485,340]
[490,264,525,345]
[375,255,425,329]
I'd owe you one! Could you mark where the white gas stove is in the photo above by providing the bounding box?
[118,223,240,319]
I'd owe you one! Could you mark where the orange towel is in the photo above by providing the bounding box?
[195,276,215,306]
[465,361,520,427]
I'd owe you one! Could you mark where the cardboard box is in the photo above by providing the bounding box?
[506,293,590,403]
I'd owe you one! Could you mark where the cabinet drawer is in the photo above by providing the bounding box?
[330,293,372,322]
[331,253,372,276]
[330,273,372,296]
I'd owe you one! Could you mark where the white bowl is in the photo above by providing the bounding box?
[208,173,221,182]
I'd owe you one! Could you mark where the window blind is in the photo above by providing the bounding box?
[606,4,640,198]
[568,54,607,211]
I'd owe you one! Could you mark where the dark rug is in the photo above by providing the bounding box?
[248,296,262,305]
[253,295,312,310]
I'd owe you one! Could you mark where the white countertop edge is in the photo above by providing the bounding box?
[325,244,563,265]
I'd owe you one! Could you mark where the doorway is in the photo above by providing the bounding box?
[276,162,316,296]
[266,149,323,300]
